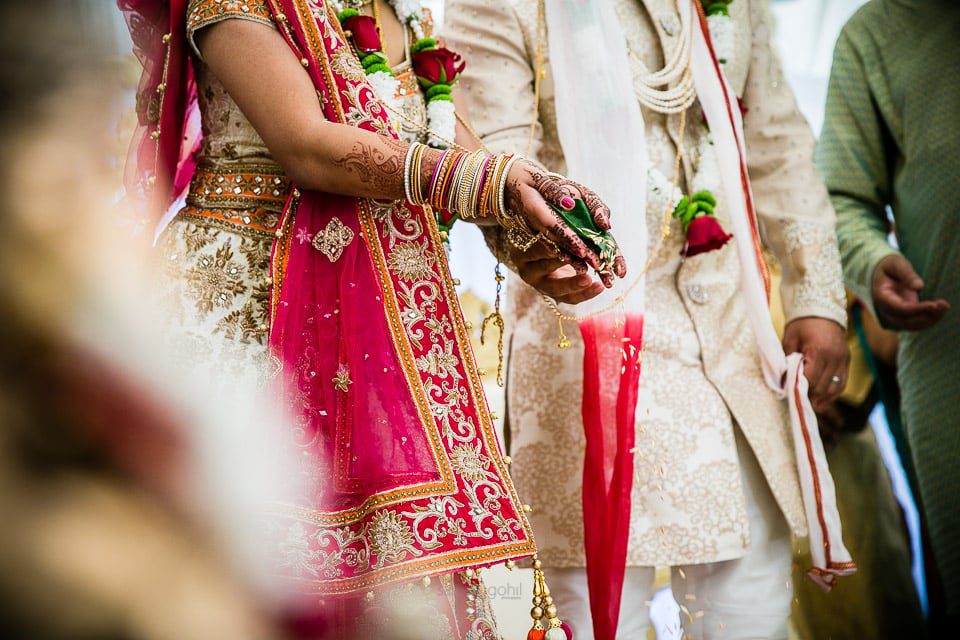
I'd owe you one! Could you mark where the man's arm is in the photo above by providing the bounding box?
[816,25,949,331]
[741,0,847,328]
[740,0,848,409]
[816,27,898,315]
[445,0,541,158]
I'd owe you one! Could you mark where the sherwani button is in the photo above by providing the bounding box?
[687,284,710,305]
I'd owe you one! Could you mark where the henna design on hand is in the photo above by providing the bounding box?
[571,181,612,230]
[333,137,407,195]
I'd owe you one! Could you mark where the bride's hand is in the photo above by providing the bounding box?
[505,160,626,287]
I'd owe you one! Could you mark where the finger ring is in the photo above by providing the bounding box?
[830,375,843,385]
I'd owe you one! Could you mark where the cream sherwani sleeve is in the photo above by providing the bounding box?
[445,0,541,160]
[740,0,847,328]
[445,0,541,263]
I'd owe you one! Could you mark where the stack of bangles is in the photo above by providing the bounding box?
[403,142,543,252]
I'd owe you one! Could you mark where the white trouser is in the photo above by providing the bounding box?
[550,430,793,639]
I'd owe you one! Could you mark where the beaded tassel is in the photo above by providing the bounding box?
[528,555,572,640]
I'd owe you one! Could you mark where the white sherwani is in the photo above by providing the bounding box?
[446,0,847,568]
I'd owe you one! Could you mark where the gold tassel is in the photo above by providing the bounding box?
[527,555,570,639]
[556,316,571,350]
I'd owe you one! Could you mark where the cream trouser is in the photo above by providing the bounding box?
[550,430,793,639]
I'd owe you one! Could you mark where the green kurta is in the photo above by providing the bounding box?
[817,0,960,617]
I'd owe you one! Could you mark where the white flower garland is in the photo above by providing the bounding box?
[386,0,457,147]
[641,2,739,227]
[332,0,456,148]
[425,99,456,149]
[366,69,404,122]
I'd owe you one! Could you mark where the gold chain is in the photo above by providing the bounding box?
[540,107,688,326]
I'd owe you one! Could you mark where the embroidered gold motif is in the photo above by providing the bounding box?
[312,217,355,262]
[185,243,248,314]
[386,240,435,281]
[367,510,419,567]
[333,363,352,392]
[449,444,491,483]
[187,0,274,34]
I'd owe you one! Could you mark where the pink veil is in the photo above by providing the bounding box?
[118,0,536,605]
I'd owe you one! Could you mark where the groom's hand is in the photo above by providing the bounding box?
[782,317,850,412]
[510,241,605,305]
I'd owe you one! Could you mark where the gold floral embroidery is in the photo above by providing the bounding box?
[333,364,352,392]
[367,510,419,567]
[330,46,366,83]
[449,444,490,483]
[187,0,274,36]
[386,240,435,282]
[185,242,248,314]
[312,217,355,262]
[780,219,847,321]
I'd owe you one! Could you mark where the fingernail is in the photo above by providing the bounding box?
[560,196,575,210]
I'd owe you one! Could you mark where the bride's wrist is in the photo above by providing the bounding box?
[403,142,523,227]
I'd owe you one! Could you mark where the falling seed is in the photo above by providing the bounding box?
[695,611,704,619]
[644,600,652,608]
[679,604,693,624]
[684,594,696,602]
[678,568,686,580]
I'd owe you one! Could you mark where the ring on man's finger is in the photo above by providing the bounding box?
[829,375,843,386]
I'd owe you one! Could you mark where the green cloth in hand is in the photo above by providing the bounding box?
[551,199,618,274]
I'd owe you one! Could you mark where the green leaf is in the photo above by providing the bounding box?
[412,37,437,54]
[550,200,618,272]
[425,84,452,100]
[691,190,717,207]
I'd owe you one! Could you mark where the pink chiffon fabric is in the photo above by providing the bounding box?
[579,314,643,640]
[119,0,535,610]
[118,0,198,227]
[270,193,440,505]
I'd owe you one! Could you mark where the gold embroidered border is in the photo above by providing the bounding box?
[188,165,291,214]
[264,0,537,591]
[268,191,298,330]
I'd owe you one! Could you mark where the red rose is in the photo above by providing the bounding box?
[412,47,465,85]
[342,15,382,54]
[437,207,458,228]
[682,215,733,257]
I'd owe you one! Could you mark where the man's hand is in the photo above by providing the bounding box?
[872,254,950,331]
[782,318,850,412]
[510,241,605,305]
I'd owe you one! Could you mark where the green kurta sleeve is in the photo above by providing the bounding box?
[816,29,901,316]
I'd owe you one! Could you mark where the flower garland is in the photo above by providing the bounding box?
[334,1,466,238]
[659,0,738,257]
[334,0,464,151]
[703,0,736,64]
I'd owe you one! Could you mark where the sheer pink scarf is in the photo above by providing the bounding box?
[119,0,535,603]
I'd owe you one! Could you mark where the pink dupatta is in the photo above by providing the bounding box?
[120,0,535,604]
